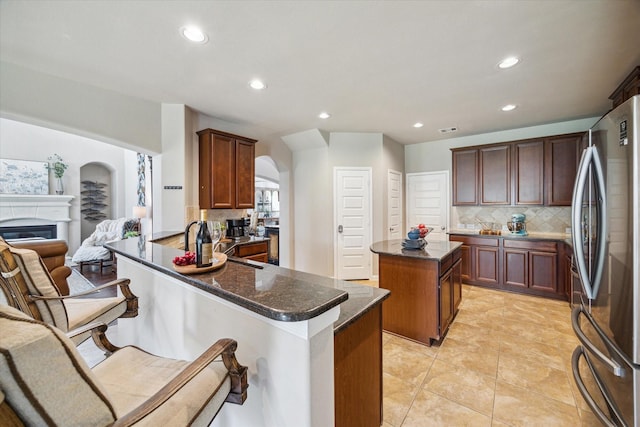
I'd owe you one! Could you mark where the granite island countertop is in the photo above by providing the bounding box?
[370,239,462,261]
[106,237,389,333]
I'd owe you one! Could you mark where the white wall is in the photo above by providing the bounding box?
[0,118,137,253]
[293,146,331,275]
[289,132,404,278]
[0,61,161,154]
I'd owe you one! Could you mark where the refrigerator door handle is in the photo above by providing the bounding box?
[590,146,607,300]
[572,146,595,299]
[571,306,626,377]
[571,346,625,427]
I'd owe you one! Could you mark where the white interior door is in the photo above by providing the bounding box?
[406,171,449,242]
[334,168,372,280]
[387,170,402,240]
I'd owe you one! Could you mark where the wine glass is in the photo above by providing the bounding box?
[208,221,222,260]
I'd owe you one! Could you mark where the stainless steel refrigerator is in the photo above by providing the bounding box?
[571,94,639,426]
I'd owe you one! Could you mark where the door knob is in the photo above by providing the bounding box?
[441,226,446,231]
[338,225,343,233]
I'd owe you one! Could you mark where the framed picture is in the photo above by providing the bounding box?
[0,158,49,195]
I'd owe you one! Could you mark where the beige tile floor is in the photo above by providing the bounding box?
[78,278,601,426]
[377,283,601,427]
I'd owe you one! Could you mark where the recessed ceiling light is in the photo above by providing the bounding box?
[180,26,208,44]
[249,79,267,90]
[318,112,331,119]
[498,56,519,69]
[501,104,517,112]
[413,122,424,128]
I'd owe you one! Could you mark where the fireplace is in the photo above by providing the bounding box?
[0,224,57,240]
[0,194,74,242]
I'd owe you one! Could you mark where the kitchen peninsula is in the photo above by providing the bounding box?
[371,239,462,346]
[106,236,389,427]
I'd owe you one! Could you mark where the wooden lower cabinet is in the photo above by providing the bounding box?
[379,249,462,346]
[452,235,500,287]
[234,241,269,263]
[475,245,500,287]
[334,304,382,427]
[450,234,564,300]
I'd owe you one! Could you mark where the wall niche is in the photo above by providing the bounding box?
[79,163,112,241]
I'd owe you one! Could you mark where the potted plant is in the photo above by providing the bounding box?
[45,154,68,195]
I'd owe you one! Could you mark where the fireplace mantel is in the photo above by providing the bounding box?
[0,194,74,242]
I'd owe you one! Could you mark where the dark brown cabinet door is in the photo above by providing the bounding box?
[235,140,255,209]
[459,244,471,282]
[545,134,581,206]
[504,249,528,288]
[199,132,235,209]
[452,258,462,312]
[513,140,544,205]
[439,268,453,335]
[479,145,510,205]
[475,246,499,286]
[452,149,478,205]
[529,251,557,292]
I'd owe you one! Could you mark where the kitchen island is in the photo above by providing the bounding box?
[106,236,389,427]
[371,239,462,346]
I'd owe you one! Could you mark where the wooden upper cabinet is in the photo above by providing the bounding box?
[452,149,478,205]
[452,131,585,207]
[513,140,544,205]
[479,145,510,205]
[545,133,582,206]
[609,66,640,108]
[198,128,257,209]
[235,140,256,209]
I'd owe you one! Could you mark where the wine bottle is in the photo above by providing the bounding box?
[196,209,213,267]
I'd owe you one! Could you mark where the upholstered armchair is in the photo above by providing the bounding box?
[10,238,72,295]
[0,304,248,426]
[72,217,140,273]
[0,238,138,345]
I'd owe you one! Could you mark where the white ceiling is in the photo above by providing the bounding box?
[1,1,639,146]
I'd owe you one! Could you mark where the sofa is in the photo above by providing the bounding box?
[10,239,72,295]
[71,218,139,273]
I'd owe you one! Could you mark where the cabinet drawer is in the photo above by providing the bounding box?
[235,241,268,257]
[441,249,462,273]
[503,239,557,252]
[449,235,499,247]
[441,254,453,273]
[244,252,268,263]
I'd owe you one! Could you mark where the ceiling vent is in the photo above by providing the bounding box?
[438,127,458,134]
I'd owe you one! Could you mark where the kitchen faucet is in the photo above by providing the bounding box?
[184,220,198,251]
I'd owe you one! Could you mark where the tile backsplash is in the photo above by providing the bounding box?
[453,206,571,234]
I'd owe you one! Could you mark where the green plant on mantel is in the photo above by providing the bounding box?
[45,154,68,178]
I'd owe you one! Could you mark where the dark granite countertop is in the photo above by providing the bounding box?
[107,237,388,332]
[370,239,462,261]
[448,230,573,246]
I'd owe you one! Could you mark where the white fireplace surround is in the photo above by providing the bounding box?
[0,194,74,242]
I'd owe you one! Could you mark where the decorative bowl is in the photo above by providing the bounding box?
[407,229,421,240]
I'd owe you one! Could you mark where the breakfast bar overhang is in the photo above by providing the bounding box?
[107,236,389,427]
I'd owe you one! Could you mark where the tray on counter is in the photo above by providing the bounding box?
[173,253,227,274]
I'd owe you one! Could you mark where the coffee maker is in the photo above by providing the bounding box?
[226,219,245,239]
[507,213,527,236]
